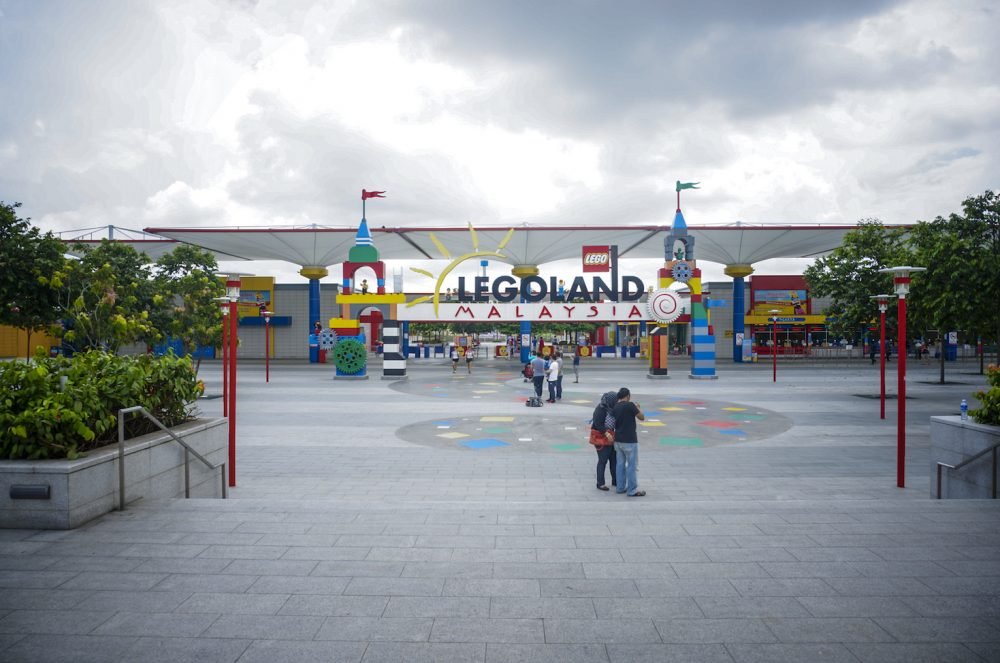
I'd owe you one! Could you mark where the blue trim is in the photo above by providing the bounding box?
[692,351,715,360]
[239,316,292,327]
[691,367,716,376]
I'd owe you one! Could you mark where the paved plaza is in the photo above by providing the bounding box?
[2,355,1000,662]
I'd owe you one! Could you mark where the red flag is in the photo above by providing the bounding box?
[361,189,386,200]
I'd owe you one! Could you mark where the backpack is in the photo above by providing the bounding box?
[526,395,543,407]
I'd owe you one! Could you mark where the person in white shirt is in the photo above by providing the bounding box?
[545,353,561,403]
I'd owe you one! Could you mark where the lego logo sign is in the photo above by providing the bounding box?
[582,246,610,272]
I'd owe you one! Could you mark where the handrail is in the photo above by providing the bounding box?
[936,442,999,499]
[117,406,227,510]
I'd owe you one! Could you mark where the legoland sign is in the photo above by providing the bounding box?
[398,245,688,323]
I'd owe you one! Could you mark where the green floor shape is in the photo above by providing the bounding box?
[550,443,583,451]
[660,437,704,446]
[730,413,766,421]
[483,427,512,434]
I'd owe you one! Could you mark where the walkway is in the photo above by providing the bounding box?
[1,357,998,662]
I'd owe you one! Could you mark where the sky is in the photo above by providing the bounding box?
[1,0,997,287]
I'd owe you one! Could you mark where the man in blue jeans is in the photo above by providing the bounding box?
[612,387,646,496]
[530,353,547,401]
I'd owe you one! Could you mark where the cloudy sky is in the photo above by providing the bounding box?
[1,0,996,285]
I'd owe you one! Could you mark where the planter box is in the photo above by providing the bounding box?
[0,418,227,529]
[930,415,1000,499]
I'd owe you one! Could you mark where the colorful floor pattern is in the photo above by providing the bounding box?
[392,369,791,453]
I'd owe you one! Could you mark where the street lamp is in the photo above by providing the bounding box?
[879,266,925,488]
[870,295,893,420]
[769,309,781,382]
[261,309,272,383]
[223,278,241,488]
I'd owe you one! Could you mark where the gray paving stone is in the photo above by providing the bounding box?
[282,546,374,561]
[431,617,544,643]
[152,573,256,593]
[0,634,138,663]
[116,543,208,558]
[494,563,583,579]
[344,577,445,596]
[496,536,576,549]
[491,597,596,619]
[787,547,882,562]
[337,535,418,548]
[577,535,658,549]
[202,613,326,639]
[919,576,1000,595]
[381,596,488,619]
[764,617,894,643]
[694,597,812,618]
[444,578,541,597]
[315,616,433,642]
[758,562,861,578]
[458,525,534,536]
[798,594,921,618]
[237,638,367,663]
[901,595,1000,617]
[847,642,987,663]
[58,571,167,591]
[873,616,1000,642]
[540,578,639,598]
[485,642,610,663]
[132,557,233,574]
[822,576,935,596]
[704,548,798,563]
[221,558,318,576]
[0,608,114,635]
[92,611,218,637]
[198,544,288,559]
[726,643,859,663]
[0,570,80,589]
[453,548,538,563]
[247,574,351,595]
[653,618,777,644]
[313,560,405,577]
[594,597,701,619]
[415,535,496,549]
[176,531,264,546]
[671,563,769,579]
[728,578,837,597]
[636,578,739,597]
[544,617,661,643]
[0,588,91,610]
[0,554,59,571]
[619,548,709,563]
[361,641,485,663]
[74,589,193,613]
[403,562,494,578]
[606,643,734,663]
[368,547,453,562]
[278,594,388,616]
[176,591,289,615]
[966,642,1000,661]
[117,636,252,663]
[536,548,621,563]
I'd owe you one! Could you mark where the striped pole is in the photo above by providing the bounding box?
[381,320,407,380]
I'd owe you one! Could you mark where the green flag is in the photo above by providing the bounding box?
[676,180,700,192]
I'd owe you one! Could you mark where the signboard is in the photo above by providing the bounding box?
[398,302,649,322]
[581,245,611,272]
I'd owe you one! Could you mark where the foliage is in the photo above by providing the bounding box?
[47,241,158,353]
[970,365,1000,427]
[0,351,202,460]
[803,219,911,339]
[0,202,67,356]
[151,245,224,366]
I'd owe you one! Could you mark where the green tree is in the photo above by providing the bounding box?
[49,241,157,353]
[152,245,224,371]
[803,219,912,341]
[0,202,66,357]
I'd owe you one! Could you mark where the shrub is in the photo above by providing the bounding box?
[971,365,1000,427]
[0,351,201,460]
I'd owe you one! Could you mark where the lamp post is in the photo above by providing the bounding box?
[262,309,272,383]
[870,295,892,420]
[214,297,230,417]
[769,309,781,382]
[879,266,925,488]
[224,278,240,487]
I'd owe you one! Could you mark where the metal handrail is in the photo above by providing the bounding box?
[117,406,227,510]
[936,442,999,499]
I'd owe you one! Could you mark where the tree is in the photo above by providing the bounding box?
[151,245,224,371]
[48,241,157,353]
[803,219,912,340]
[0,202,66,357]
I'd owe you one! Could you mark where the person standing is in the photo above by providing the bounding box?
[590,391,618,490]
[450,345,459,373]
[545,353,560,403]
[530,353,546,401]
[554,352,564,400]
[572,348,581,383]
[465,345,474,374]
[612,388,646,497]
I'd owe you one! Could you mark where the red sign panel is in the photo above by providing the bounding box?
[582,245,610,272]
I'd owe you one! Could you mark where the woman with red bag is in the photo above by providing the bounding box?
[589,391,618,491]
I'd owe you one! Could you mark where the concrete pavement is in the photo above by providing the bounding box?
[1,355,999,662]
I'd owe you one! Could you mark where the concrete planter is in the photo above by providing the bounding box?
[930,415,1000,499]
[0,417,227,529]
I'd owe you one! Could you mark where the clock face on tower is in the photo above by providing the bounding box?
[671,261,692,283]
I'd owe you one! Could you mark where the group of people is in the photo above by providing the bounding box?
[528,351,566,403]
[450,344,475,373]
[590,387,646,497]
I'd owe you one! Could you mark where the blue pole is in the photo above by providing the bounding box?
[308,278,321,331]
[732,276,746,363]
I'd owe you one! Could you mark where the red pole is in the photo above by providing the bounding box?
[879,307,886,420]
[896,284,908,488]
[227,288,238,488]
[221,316,228,418]
[265,319,270,383]
[772,318,778,382]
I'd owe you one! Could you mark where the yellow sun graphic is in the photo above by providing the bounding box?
[407,224,515,316]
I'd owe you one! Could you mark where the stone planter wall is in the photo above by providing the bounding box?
[930,415,1000,499]
[0,417,227,529]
